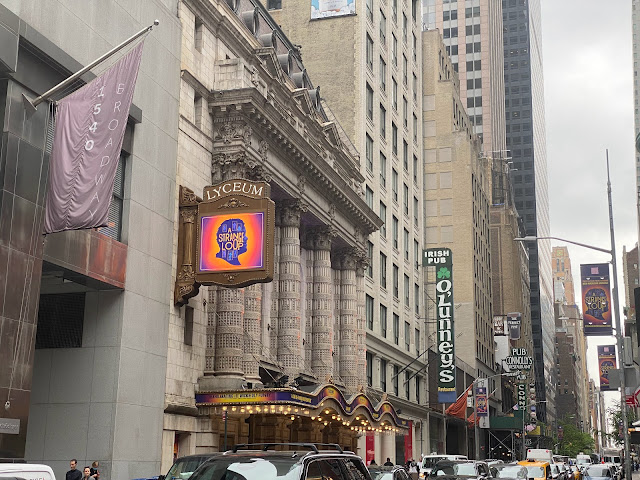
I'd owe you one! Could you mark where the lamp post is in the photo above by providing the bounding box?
[472,373,504,460]
[513,151,630,480]
[521,400,548,460]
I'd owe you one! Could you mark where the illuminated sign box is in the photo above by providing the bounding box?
[195,179,275,288]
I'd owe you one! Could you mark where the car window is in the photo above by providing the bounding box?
[190,458,302,480]
[167,457,209,480]
[342,459,368,480]
[585,467,610,477]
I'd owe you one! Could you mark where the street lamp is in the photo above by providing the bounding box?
[521,400,548,460]
[513,151,631,480]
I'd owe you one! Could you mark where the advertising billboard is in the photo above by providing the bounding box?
[581,263,612,336]
[597,345,617,391]
[424,248,456,404]
[311,0,356,19]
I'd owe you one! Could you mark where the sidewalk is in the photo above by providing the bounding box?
[632,471,640,480]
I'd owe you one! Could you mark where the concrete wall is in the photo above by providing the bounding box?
[4,0,182,478]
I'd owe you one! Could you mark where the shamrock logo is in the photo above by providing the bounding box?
[437,267,451,279]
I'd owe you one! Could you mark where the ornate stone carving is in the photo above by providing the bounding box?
[218,198,250,209]
[297,175,306,196]
[250,65,260,87]
[329,204,336,222]
[279,199,308,227]
[243,124,252,147]
[259,140,268,161]
[174,186,202,306]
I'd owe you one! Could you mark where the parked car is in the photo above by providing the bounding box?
[0,463,56,480]
[568,465,582,480]
[159,454,221,480]
[602,464,620,480]
[187,443,371,480]
[369,465,411,480]
[582,466,613,480]
[419,455,468,478]
[490,464,528,480]
[428,460,492,480]
[550,464,568,480]
[518,460,551,480]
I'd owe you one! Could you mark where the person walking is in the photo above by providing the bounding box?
[82,467,92,480]
[384,458,394,466]
[408,460,419,480]
[66,459,82,480]
[90,461,100,479]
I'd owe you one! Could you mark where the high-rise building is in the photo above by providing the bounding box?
[502,0,554,425]
[622,244,639,362]
[633,1,640,255]
[552,246,575,305]
[269,0,428,459]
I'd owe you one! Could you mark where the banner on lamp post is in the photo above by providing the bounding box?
[581,264,613,336]
[424,248,456,404]
[44,41,145,234]
[597,345,617,391]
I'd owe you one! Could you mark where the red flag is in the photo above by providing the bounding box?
[445,384,472,419]
[44,41,144,233]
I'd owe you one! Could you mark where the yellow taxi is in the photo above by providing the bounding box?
[518,461,552,480]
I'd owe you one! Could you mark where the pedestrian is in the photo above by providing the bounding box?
[82,467,92,480]
[66,459,82,480]
[409,460,419,480]
[370,459,377,466]
[384,458,394,466]
[90,461,100,479]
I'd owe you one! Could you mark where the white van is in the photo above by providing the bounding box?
[576,455,592,469]
[0,463,56,480]
[526,449,555,464]
[419,454,468,478]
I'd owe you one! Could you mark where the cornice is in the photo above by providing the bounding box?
[209,88,382,234]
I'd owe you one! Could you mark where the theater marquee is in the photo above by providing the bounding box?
[174,180,275,306]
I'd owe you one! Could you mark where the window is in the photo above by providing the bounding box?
[366,186,373,208]
[412,73,417,102]
[414,284,420,315]
[392,123,398,156]
[366,134,373,172]
[184,305,194,345]
[392,78,398,110]
[413,154,418,183]
[393,364,399,395]
[412,0,418,21]
[412,33,417,62]
[366,295,374,329]
[413,115,418,143]
[380,104,386,139]
[380,358,387,391]
[380,305,388,338]
[393,314,400,345]
[194,16,204,52]
[379,201,387,238]
[403,140,408,170]
[403,228,409,261]
[404,321,410,351]
[367,242,373,277]
[392,169,398,202]
[403,183,409,214]
[366,0,373,21]
[366,83,373,120]
[267,0,282,9]
[102,155,126,241]
[380,11,387,45]
[392,216,399,249]
[380,152,387,187]
[392,0,397,22]
[366,352,373,386]
[404,274,410,307]
[380,252,387,288]
[414,239,419,268]
[416,376,421,404]
[380,57,387,92]
[413,196,418,226]
[405,371,410,398]
[402,13,407,43]
[403,97,408,128]
[403,54,408,85]
[366,34,374,71]
[392,34,398,66]
[393,264,399,298]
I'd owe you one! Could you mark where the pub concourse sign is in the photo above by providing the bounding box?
[175,179,275,306]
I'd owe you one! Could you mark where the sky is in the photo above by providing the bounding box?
[540,0,636,413]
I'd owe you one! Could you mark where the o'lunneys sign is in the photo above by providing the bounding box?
[424,248,456,404]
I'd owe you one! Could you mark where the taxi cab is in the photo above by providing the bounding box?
[518,461,552,480]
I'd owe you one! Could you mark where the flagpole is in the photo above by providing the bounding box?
[22,20,159,113]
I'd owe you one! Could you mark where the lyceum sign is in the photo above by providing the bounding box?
[424,248,456,404]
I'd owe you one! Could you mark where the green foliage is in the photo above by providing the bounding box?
[557,420,594,457]
[606,401,637,445]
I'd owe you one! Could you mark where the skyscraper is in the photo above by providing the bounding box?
[502,0,554,424]
[633,1,640,255]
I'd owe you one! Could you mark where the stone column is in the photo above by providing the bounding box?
[331,258,341,378]
[214,287,245,387]
[277,199,306,375]
[339,251,359,392]
[311,228,334,379]
[204,286,218,374]
[268,213,281,358]
[243,284,262,385]
[302,235,314,371]
[356,256,368,390]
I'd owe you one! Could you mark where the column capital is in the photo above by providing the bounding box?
[313,226,337,251]
[278,198,308,227]
[338,248,360,271]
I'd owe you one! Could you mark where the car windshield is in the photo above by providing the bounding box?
[167,457,209,480]
[190,458,302,480]
[524,467,544,478]
[494,466,527,479]
[432,464,476,476]
[423,458,447,469]
[576,460,591,465]
[584,467,610,477]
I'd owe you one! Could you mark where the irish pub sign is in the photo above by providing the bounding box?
[175,179,275,306]
[423,248,456,404]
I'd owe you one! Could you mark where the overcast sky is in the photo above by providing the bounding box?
[540,0,636,410]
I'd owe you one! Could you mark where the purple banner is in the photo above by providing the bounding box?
[44,41,144,234]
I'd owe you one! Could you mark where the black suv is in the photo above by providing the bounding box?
[188,443,372,480]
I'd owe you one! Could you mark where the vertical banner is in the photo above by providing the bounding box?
[476,378,489,429]
[45,41,145,234]
[424,248,456,404]
[517,383,527,413]
[507,312,522,340]
[597,345,617,391]
[493,316,505,336]
[404,420,413,463]
[581,264,613,336]
[365,432,375,464]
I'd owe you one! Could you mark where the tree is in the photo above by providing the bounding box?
[606,400,637,446]
[557,420,594,457]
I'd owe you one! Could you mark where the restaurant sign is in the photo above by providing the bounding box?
[424,248,456,404]
[505,348,533,371]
